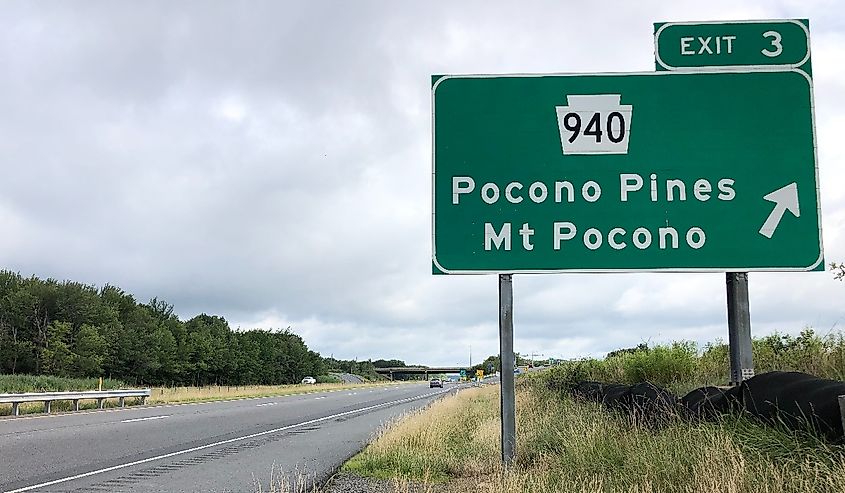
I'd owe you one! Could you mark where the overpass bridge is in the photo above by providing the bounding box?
[374,367,468,379]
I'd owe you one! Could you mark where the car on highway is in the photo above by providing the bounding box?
[301,376,316,384]
[429,378,443,388]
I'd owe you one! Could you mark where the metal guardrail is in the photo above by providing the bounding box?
[0,389,151,416]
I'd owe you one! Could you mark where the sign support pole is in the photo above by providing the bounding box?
[498,274,516,465]
[726,272,754,385]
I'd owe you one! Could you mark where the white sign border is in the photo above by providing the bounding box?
[654,19,811,72]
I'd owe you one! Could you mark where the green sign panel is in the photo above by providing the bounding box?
[655,19,810,71]
[431,70,822,274]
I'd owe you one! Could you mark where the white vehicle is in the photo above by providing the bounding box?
[301,376,316,384]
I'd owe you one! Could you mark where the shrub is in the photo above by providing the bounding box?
[543,329,845,395]
[316,374,341,384]
[0,374,128,393]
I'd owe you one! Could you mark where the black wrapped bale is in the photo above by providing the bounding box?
[681,386,741,420]
[601,384,633,410]
[740,371,845,441]
[571,381,607,402]
[621,382,679,424]
[570,381,632,409]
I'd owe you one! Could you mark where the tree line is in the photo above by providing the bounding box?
[0,271,327,386]
[321,357,426,381]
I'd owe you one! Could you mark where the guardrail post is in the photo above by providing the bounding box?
[119,397,126,408]
[44,400,51,413]
[12,402,20,416]
[140,395,146,405]
[97,398,105,409]
[73,399,80,411]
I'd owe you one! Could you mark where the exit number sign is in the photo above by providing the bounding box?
[654,19,810,71]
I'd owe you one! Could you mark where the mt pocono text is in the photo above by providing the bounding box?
[452,172,737,253]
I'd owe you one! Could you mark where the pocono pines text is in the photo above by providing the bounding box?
[451,172,737,252]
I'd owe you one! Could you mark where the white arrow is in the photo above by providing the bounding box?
[759,182,800,239]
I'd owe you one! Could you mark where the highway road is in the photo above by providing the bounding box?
[0,382,461,492]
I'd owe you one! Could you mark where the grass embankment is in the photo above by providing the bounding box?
[344,378,845,492]
[146,381,392,405]
[0,374,395,416]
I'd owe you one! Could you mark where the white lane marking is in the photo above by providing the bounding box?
[120,416,169,424]
[7,389,451,493]
[256,402,277,407]
[314,396,326,400]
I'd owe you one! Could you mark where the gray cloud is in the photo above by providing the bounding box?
[1,0,843,366]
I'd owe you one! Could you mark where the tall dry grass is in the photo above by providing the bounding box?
[0,380,402,415]
[344,381,845,493]
[146,382,393,405]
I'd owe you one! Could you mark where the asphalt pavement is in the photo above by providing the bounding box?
[0,382,461,493]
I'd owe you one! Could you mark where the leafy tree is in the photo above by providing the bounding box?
[372,359,406,368]
[72,324,107,376]
[40,321,74,376]
[607,343,649,359]
[0,270,359,387]
[833,262,845,281]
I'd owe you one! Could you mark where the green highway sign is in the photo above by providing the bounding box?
[431,70,822,274]
[655,19,810,71]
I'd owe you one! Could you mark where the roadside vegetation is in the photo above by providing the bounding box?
[545,328,845,395]
[343,330,845,492]
[0,374,128,393]
[0,271,327,386]
[344,379,845,492]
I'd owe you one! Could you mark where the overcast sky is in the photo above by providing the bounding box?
[1,1,843,366]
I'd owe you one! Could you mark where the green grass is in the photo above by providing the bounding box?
[343,331,845,491]
[316,374,342,384]
[0,374,128,393]
[344,378,845,492]
[544,328,845,395]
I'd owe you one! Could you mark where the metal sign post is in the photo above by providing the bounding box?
[726,272,755,384]
[498,274,516,465]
